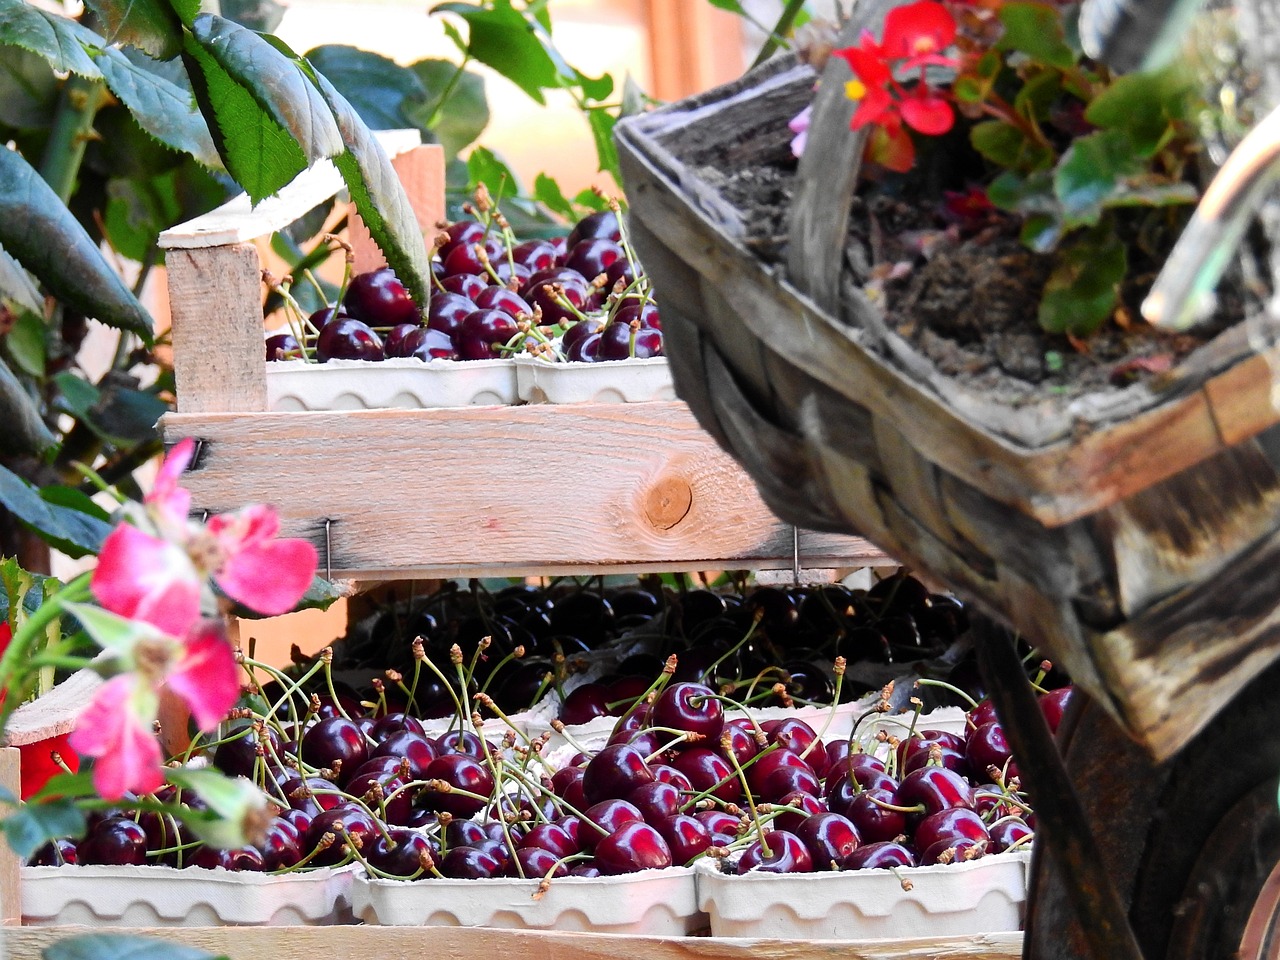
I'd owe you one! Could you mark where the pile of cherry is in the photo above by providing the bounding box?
[321,572,979,725]
[265,204,663,365]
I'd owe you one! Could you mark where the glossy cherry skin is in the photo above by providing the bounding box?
[913,806,990,855]
[440,273,488,299]
[966,721,1018,781]
[989,817,1034,853]
[1039,685,1074,734]
[403,326,458,361]
[383,323,420,358]
[767,719,821,768]
[474,285,533,319]
[654,813,712,865]
[419,753,495,818]
[895,765,974,819]
[567,210,621,246]
[257,819,303,871]
[305,802,379,866]
[582,743,655,805]
[437,220,487,259]
[442,236,505,276]
[522,272,590,326]
[671,747,740,804]
[845,786,908,844]
[649,764,693,791]
[551,765,589,810]
[736,830,814,874]
[265,333,303,361]
[280,775,344,816]
[365,828,435,878]
[439,844,504,879]
[840,840,916,870]
[29,837,79,866]
[604,258,636,293]
[214,722,281,780]
[718,722,761,769]
[512,239,559,272]
[565,330,601,362]
[191,846,264,871]
[300,716,369,786]
[344,268,419,326]
[825,768,899,820]
[825,750,889,788]
[627,779,682,822]
[456,309,519,360]
[345,756,414,825]
[596,321,663,360]
[564,238,624,280]
[316,317,384,362]
[748,750,821,802]
[509,845,569,879]
[613,300,660,330]
[652,681,724,744]
[79,817,149,866]
[921,835,986,865]
[581,798,645,850]
[968,699,1001,729]
[371,729,439,779]
[434,729,488,758]
[593,821,673,874]
[695,809,743,846]
[770,790,827,834]
[795,812,861,869]
[899,729,970,777]
[519,822,579,859]
[424,291,475,338]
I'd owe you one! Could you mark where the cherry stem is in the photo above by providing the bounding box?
[723,741,771,858]
[866,795,925,815]
[799,659,845,762]
[914,677,980,711]
[697,613,762,687]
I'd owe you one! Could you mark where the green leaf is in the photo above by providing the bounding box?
[1020,212,1061,252]
[90,377,169,444]
[0,245,43,315]
[704,0,748,11]
[1085,67,1191,157]
[44,933,229,960]
[466,145,522,196]
[407,59,489,158]
[996,2,1075,68]
[53,371,100,419]
[533,173,576,221]
[0,146,152,336]
[970,120,1025,168]
[103,160,231,262]
[0,1,103,80]
[182,16,335,204]
[0,462,112,556]
[81,0,183,60]
[1038,231,1127,336]
[1012,69,1062,123]
[431,0,559,105]
[304,45,426,131]
[1054,129,1140,228]
[586,106,620,183]
[0,45,58,129]
[0,356,56,458]
[5,308,44,377]
[1,797,85,859]
[572,188,611,213]
[306,67,433,312]
[96,46,221,169]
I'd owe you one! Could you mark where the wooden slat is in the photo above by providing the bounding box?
[0,925,1023,960]
[1204,344,1280,446]
[0,748,18,924]
[161,402,890,581]
[167,244,269,415]
[0,669,100,748]
[349,145,447,276]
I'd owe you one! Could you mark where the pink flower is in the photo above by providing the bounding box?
[69,674,164,801]
[66,606,241,800]
[92,524,202,637]
[204,505,318,617]
[881,1,958,70]
[147,438,195,541]
[789,105,812,158]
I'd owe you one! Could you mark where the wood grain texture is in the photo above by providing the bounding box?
[0,748,18,923]
[167,245,268,415]
[0,925,1023,960]
[348,145,446,275]
[161,402,890,580]
[0,669,101,747]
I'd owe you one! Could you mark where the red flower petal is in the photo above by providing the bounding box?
[216,537,318,617]
[867,123,917,172]
[92,524,202,637]
[69,675,164,801]
[882,0,957,60]
[901,89,955,135]
[849,86,896,130]
[18,734,79,801]
[833,43,893,86]
[168,619,240,730]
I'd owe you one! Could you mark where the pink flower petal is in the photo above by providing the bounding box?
[901,90,955,135]
[92,524,202,637]
[168,619,240,730]
[216,537,318,616]
[148,440,195,539]
[882,1,956,60]
[207,503,280,550]
[68,675,164,801]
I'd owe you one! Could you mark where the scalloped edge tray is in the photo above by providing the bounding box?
[266,358,520,411]
[514,356,674,404]
[21,862,358,927]
[352,864,703,933]
[693,849,1030,939]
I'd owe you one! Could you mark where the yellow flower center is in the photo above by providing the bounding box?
[845,78,868,101]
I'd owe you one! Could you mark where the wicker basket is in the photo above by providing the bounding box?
[615,30,1280,762]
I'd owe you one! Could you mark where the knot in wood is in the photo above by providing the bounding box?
[644,476,693,530]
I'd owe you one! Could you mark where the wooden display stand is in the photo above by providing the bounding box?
[0,132,1023,956]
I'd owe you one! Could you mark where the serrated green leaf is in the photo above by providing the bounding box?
[1,796,85,859]
[0,462,112,556]
[306,67,432,311]
[0,146,152,336]
[5,308,44,377]
[587,107,620,183]
[1055,129,1140,228]
[407,59,488,158]
[1013,69,1061,122]
[305,45,426,131]
[572,188,611,213]
[970,120,1025,169]
[96,46,221,169]
[1038,231,1127,336]
[577,70,613,102]
[533,173,576,221]
[0,1,103,80]
[996,2,1075,67]
[1085,67,1191,156]
[0,355,56,457]
[81,0,183,60]
[184,15,341,204]
[1020,212,1061,252]
[432,0,558,105]
[0,244,43,315]
[0,45,58,129]
[44,933,230,960]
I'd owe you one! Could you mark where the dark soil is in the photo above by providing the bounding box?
[696,157,1246,408]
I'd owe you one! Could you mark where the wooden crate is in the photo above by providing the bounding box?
[156,132,887,581]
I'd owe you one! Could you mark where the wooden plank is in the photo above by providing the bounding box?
[161,402,888,580]
[0,748,18,924]
[349,145,446,276]
[167,244,269,415]
[0,669,100,748]
[0,925,1023,960]
[1204,344,1280,446]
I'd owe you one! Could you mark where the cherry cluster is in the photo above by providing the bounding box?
[265,202,662,365]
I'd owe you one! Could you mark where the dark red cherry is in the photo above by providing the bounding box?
[825,768,899,820]
[747,750,821,802]
[192,846,264,872]
[419,753,495,818]
[438,220,487,259]
[344,268,419,326]
[770,790,827,835]
[581,798,645,850]
[559,682,611,725]
[365,828,435,878]
[593,821,673,874]
[383,323,421,358]
[900,729,970,778]
[443,237,505,277]
[736,830,813,874]
[300,716,369,785]
[512,239,559,272]
[280,775,345,817]
[29,837,79,866]
[426,291,476,338]
[370,729,439,780]
[626,779,682,823]
[474,285,533,319]
[671,747,739,804]
[968,699,1001,729]
[567,210,621,247]
[966,721,1018,781]
[79,817,149,866]
[921,836,986,865]
[895,766,974,819]
[840,840,916,870]
[596,320,663,360]
[522,272,590,326]
[612,300,660,330]
[718,721,761,769]
[455,309,519,360]
[582,743,655,805]
[564,238,624,280]
[257,819,303,871]
[794,812,861,869]
[1039,686,1074,734]
[565,331,601,362]
[305,802,379,866]
[345,757,414,825]
[695,809,742,846]
[845,786,908,844]
[652,682,724,744]
[518,822,579,859]
[265,333,303,361]
[440,273,488,300]
[403,326,457,361]
[654,813,712,865]
[213,722,281,780]
[768,720,821,768]
[914,806,990,855]
[438,844,503,879]
[510,845,569,879]
[561,317,604,353]
[492,260,531,288]
[603,258,636,293]
[989,817,1034,853]
[316,317,383,363]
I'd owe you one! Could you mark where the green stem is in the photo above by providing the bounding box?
[749,0,807,70]
[39,76,107,204]
[0,574,92,732]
